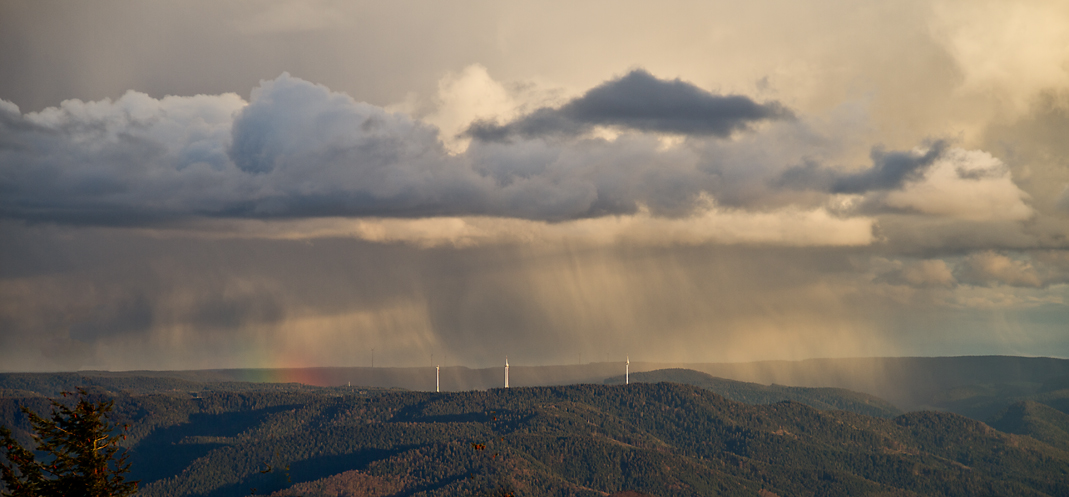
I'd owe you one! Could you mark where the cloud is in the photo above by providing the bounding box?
[224,74,494,217]
[4,2,1069,373]
[0,70,1043,255]
[417,65,521,154]
[952,250,1069,290]
[0,72,798,228]
[875,259,957,288]
[466,69,792,141]
[930,0,1069,116]
[0,89,247,224]
[779,142,946,194]
[409,64,564,154]
[777,145,1033,222]
[1056,185,1069,212]
[1032,250,1069,286]
[878,148,1033,221]
[955,251,1043,288]
[6,220,1065,372]
[0,225,895,372]
[152,203,875,249]
[834,143,946,194]
[0,75,492,223]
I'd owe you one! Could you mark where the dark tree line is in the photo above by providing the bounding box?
[1,389,137,497]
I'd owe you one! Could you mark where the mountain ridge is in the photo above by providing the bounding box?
[4,378,1069,496]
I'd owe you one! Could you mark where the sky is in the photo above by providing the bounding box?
[1,0,1068,372]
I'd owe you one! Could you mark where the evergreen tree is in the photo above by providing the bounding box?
[0,389,137,497]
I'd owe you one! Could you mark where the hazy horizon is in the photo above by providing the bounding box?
[2,1,1068,372]
[8,353,1068,374]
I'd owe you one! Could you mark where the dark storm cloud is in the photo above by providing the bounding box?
[466,70,793,141]
[776,141,947,194]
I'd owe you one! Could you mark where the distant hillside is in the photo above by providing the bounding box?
[989,400,1069,452]
[0,372,343,398]
[1041,375,1069,393]
[3,381,1068,496]
[680,356,1069,413]
[6,355,1069,425]
[0,363,630,394]
[605,369,901,418]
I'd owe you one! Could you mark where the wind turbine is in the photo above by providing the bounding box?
[626,356,630,385]
[504,356,509,388]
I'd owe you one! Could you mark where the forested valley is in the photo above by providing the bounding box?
[2,371,1069,496]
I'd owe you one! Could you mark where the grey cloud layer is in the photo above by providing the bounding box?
[0,77,491,223]
[873,252,1069,290]
[0,72,791,224]
[3,1,1069,374]
[223,77,488,218]
[466,69,792,141]
[0,71,1041,234]
[3,224,1067,372]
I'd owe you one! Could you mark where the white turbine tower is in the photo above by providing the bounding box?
[504,356,509,388]
[436,365,440,393]
[626,356,630,385]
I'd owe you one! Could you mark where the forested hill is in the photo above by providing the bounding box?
[606,369,901,418]
[684,355,1069,415]
[6,355,1065,411]
[5,354,1069,425]
[3,381,1069,496]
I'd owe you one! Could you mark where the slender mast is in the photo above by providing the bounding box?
[505,356,509,388]
[626,356,629,385]
[436,365,440,393]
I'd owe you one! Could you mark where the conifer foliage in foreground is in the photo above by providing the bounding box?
[0,388,137,497]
